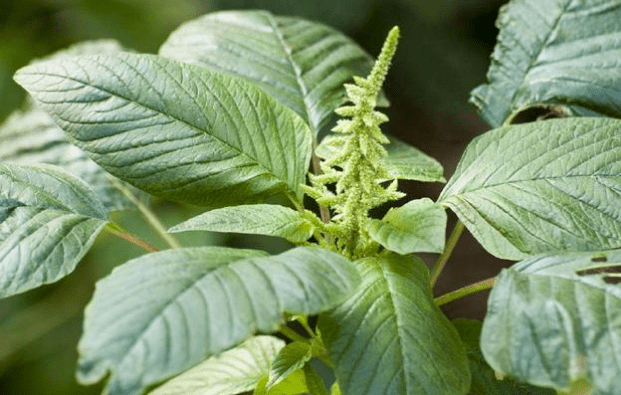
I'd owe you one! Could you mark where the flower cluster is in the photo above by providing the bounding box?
[304,27,404,258]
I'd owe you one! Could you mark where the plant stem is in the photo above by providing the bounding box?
[112,178,182,249]
[105,223,160,253]
[286,191,306,213]
[430,220,465,288]
[434,276,495,306]
[279,325,310,343]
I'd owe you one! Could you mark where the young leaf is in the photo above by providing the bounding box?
[367,198,447,254]
[439,118,621,260]
[169,204,314,243]
[471,0,621,127]
[318,252,470,395]
[481,250,621,394]
[452,318,555,395]
[255,369,309,395]
[0,104,140,212]
[14,52,312,207]
[267,341,312,389]
[316,134,445,183]
[0,163,109,297]
[148,336,285,395]
[77,246,359,395]
[159,10,381,135]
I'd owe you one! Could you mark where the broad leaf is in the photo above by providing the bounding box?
[1,40,139,211]
[316,135,444,183]
[439,118,621,260]
[0,104,140,211]
[169,204,314,243]
[0,163,108,297]
[452,318,555,395]
[78,246,359,395]
[368,198,447,254]
[481,250,621,394]
[470,0,621,127]
[14,52,312,207]
[267,341,312,389]
[148,336,285,395]
[159,10,382,135]
[318,252,470,395]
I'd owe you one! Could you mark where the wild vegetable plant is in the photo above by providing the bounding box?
[2,1,621,394]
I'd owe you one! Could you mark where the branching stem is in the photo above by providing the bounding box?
[105,223,160,253]
[111,178,182,249]
[434,276,495,306]
[430,220,465,288]
[286,191,306,214]
[279,325,310,344]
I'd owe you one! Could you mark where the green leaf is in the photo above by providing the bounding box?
[159,10,382,136]
[470,0,621,127]
[316,135,444,182]
[480,250,621,394]
[148,336,284,395]
[77,246,359,395]
[0,163,108,297]
[260,369,309,395]
[14,52,312,207]
[439,118,621,260]
[318,252,470,395]
[169,204,314,243]
[452,318,555,395]
[0,104,141,212]
[368,198,447,254]
[255,377,270,395]
[303,364,329,395]
[1,40,140,212]
[331,383,342,395]
[267,342,312,389]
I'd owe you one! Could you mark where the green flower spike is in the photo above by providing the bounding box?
[305,26,404,259]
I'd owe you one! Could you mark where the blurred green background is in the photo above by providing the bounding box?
[0,0,510,393]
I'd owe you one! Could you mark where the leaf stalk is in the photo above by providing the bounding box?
[279,325,310,344]
[110,177,182,249]
[434,276,495,306]
[430,220,465,288]
[105,223,160,253]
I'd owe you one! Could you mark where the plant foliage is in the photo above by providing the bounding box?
[3,2,621,395]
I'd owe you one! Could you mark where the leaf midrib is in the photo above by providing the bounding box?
[504,0,571,122]
[444,173,621,200]
[265,14,317,133]
[19,62,293,190]
[101,255,267,387]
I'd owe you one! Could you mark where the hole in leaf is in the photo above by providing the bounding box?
[576,264,621,276]
[603,275,621,284]
[591,255,608,263]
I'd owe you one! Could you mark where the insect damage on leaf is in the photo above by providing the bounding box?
[575,258,621,284]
